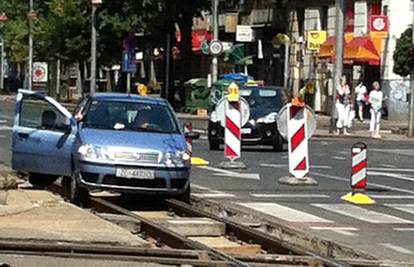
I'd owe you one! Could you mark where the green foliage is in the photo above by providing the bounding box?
[393,27,413,77]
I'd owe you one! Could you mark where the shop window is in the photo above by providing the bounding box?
[345,0,355,33]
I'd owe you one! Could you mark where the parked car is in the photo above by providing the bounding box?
[208,86,288,151]
[12,90,198,205]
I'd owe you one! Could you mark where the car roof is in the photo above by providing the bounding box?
[90,93,168,105]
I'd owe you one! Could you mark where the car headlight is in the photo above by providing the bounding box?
[78,145,111,160]
[164,151,191,167]
[210,111,219,123]
[257,112,278,124]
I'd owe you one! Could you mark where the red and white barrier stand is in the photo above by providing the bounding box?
[279,98,318,185]
[219,82,246,169]
[342,143,375,204]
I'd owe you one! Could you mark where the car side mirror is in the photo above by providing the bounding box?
[185,131,200,140]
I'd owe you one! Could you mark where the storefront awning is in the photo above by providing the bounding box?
[344,36,381,66]
[319,34,381,66]
[319,34,353,58]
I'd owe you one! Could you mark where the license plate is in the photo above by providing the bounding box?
[241,128,252,134]
[116,168,155,179]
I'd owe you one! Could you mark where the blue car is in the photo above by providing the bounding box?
[12,90,195,205]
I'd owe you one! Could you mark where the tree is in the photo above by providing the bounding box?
[393,27,413,77]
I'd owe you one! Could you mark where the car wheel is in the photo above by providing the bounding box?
[66,173,89,207]
[28,173,58,187]
[176,184,191,204]
[209,141,220,151]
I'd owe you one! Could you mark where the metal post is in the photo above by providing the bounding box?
[329,0,346,133]
[165,33,171,100]
[0,30,4,92]
[126,73,131,94]
[283,42,290,90]
[409,6,414,137]
[28,0,34,91]
[211,0,219,83]
[90,5,97,95]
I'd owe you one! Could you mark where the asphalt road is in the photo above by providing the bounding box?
[2,98,414,263]
[190,136,414,263]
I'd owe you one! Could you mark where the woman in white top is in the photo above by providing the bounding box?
[354,80,367,122]
[368,81,383,139]
[336,75,351,135]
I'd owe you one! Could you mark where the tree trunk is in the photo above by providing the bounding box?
[179,16,193,83]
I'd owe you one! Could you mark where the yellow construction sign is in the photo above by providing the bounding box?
[227,82,240,102]
[307,31,327,51]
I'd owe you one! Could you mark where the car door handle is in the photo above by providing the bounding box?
[18,132,30,139]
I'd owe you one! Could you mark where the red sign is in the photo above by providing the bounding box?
[370,15,388,33]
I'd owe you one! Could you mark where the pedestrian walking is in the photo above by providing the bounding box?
[368,81,383,139]
[354,80,367,122]
[336,75,352,135]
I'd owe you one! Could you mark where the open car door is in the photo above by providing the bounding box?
[12,90,75,177]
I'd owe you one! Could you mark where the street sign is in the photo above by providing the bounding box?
[32,62,48,83]
[277,104,316,139]
[236,25,254,42]
[215,96,250,128]
[370,15,388,38]
[307,31,327,51]
[122,52,137,73]
[209,40,223,56]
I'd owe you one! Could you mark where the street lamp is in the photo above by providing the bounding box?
[90,0,102,96]
[0,13,8,93]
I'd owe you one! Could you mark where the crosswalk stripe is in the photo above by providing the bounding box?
[237,202,333,223]
[394,228,414,232]
[310,226,358,236]
[385,204,414,216]
[312,204,414,224]
[251,194,330,199]
[380,243,414,255]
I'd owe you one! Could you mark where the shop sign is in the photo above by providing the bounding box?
[236,25,254,42]
[370,15,388,38]
[307,31,327,51]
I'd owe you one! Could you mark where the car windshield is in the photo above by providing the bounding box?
[83,100,178,134]
[240,87,282,111]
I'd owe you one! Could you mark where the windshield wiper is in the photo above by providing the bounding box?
[83,123,112,130]
[135,126,170,134]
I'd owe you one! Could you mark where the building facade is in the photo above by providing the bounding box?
[287,0,412,121]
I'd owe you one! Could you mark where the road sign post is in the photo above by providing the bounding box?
[278,98,318,185]
[219,82,246,169]
[342,143,375,205]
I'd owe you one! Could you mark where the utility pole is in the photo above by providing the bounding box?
[0,13,7,93]
[28,0,34,91]
[211,0,219,84]
[90,4,97,95]
[409,6,414,137]
[329,0,346,133]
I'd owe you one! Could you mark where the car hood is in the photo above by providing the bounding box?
[79,128,187,152]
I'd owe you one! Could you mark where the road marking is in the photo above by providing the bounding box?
[370,167,414,173]
[380,164,397,168]
[368,171,414,183]
[310,226,358,236]
[251,193,330,199]
[333,156,346,160]
[198,166,260,180]
[371,195,414,199]
[192,184,236,198]
[260,163,332,169]
[312,204,414,224]
[371,149,414,157]
[192,193,236,198]
[385,204,414,216]
[237,202,333,223]
[394,228,414,232]
[311,171,414,195]
[380,243,413,255]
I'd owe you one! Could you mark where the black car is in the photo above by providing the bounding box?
[208,86,288,151]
